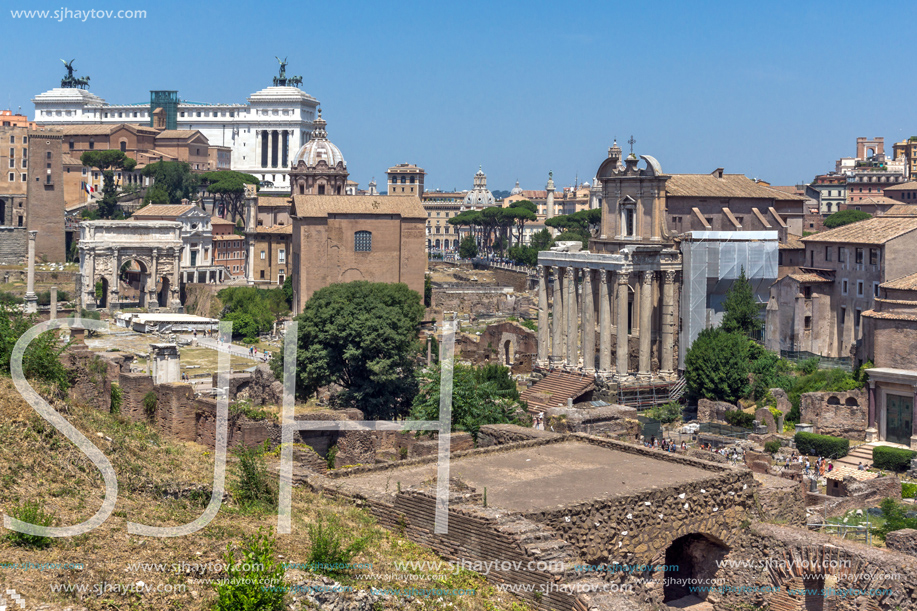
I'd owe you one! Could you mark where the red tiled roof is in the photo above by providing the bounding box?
[520,371,595,414]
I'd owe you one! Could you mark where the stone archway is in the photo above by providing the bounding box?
[118,258,149,308]
[78,220,184,312]
[661,533,729,603]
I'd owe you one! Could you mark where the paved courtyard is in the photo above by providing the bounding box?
[338,440,713,513]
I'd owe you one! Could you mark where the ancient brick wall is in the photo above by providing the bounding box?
[800,390,867,440]
[752,473,806,526]
[477,423,561,447]
[488,267,530,292]
[457,321,537,367]
[886,528,917,558]
[710,524,917,610]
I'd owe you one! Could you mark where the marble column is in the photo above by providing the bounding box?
[660,270,676,377]
[50,286,57,320]
[616,272,630,379]
[911,386,917,449]
[551,267,564,365]
[85,248,96,309]
[565,266,577,367]
[582,269,595,372]
[638,271,654,379]
[109,247,120,311]
[149,248,160,309]
[537,265,549,366]
[23,230,37,313]
[599,270,612,374]
[171,248,181,310]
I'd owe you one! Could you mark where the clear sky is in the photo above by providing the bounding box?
[6,0,916,192]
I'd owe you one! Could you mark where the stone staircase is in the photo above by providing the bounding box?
[834,443,877,469]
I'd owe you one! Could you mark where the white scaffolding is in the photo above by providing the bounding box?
[679,231,778,369]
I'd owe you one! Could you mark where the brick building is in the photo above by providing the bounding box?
[767,217,917,359]
[289,194,426,314]
[386,163,425,197]
[211,216,245,278]
[27,132,66,262]
[892,138,917,179]
[882,180,917,204]
[249,224,291,286]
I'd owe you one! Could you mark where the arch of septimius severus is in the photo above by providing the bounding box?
[536,143,682,381]
[78,220,184,311]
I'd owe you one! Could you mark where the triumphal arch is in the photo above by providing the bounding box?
[78,220,184,311]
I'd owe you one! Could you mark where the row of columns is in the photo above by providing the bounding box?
[258,130,291,169]
[536,265,677,379]
[81,247,179,311]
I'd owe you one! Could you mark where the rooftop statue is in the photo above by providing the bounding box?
[60,59,91,89]
[273,56,303,88]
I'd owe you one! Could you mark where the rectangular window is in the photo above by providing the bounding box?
[874,282,880,298]
[354,231,372,252]
[869,248,878,265]
[857,280,864,297]
[840,306,846,325]
[825,247,832,262]
[260,250,265,260]
[260,270,265,279]
[20,173,25,182]
[838,247,846,263]
[278,249,285,264]
[842,279,848,295]
[7,173,13,181]
[804,316,812,330]
[855,308,861,327]
[855,248,864,264]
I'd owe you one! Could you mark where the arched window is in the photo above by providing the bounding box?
[355,231,372,252]
[120,141,127,152]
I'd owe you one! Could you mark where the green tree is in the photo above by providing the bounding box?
[554,230,590,251]
[218,286,289,342]
[722,267,763,337]
[684,327,752,403]
[823,209,871,229]
[545,209,601,235]
[529,228,554,251]
[201,170,260,223]
[503,200,537,247]
[273,281,425,420]
[870,497,917,541]
[140,160,199,205]
[424,275,433,308]
[409,363,529,441]
[80,150,137,219]
[281,276,293,308]
[459,235,478,259]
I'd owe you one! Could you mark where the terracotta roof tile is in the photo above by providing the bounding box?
[826,464,878,481]
[881,180,917,192]
[520,371,596,413]
[862,309,917,321]
[880,273,917,291]
[255,224,292,234]
[786,273,834,283]
[210,216,235,225]
[132,204,199,218]
[666,174,805,200]
[880,204,917,217]
[779,236,805,250]
[801,216,917,245]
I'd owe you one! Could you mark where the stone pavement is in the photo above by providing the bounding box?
[179,335,270,363]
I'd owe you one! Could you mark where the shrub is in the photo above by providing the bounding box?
[870,497,917,542]
[325,445,338,470]
[306,514,371,574]
[794,431,849,459]
[143,391,158,417]
[213,528,286,611]
[110,383,123,414]
[798,357,820,375]
[873,446,917,472]
[232,441,276,510]
[6,501,53,549]
[764,440,781,454]
[724,410,755,429]
[644,401,683,424]
[823,209,870,229]
[684,328,752,403]
[902,483,917,499]
[0,291,23,305]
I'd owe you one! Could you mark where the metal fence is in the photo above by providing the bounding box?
[779,350,853,372]
[696,422,752,440]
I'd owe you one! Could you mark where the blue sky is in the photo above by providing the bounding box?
[6,0,916,192]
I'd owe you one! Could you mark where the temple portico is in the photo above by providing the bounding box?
[536,248,680,381]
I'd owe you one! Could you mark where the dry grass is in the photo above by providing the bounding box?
[0,377,532,611]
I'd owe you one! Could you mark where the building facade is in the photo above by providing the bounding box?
[767,217,917,359]
[131,205,229,283]
[290,195,426,313]
[32,62,320,193]
[893,138,917,179]
[387,163,425,197]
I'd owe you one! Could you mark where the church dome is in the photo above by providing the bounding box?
[510,180,523,196]
[463,166,496,208]
[292,108,346,168]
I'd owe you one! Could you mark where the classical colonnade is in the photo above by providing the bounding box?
[257,129,292,169]
[535,263,677,379]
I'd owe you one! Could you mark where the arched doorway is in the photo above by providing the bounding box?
[119,259,149,308]
[503,339,512,366]
[662,533,729,603]
[97,277,109,309]
[158,276,171,309]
